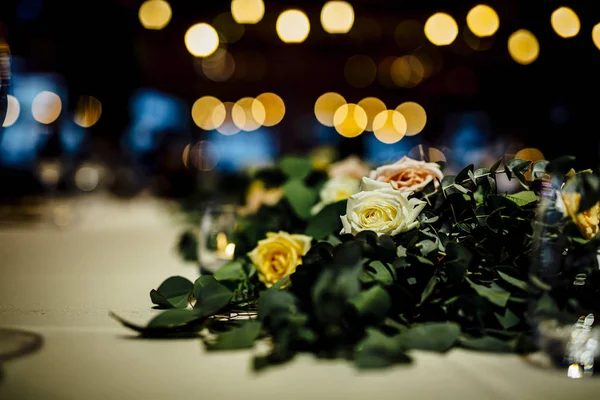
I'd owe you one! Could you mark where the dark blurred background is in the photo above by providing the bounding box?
[0,0,599,202]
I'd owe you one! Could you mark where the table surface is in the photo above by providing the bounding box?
[1,195,599,400]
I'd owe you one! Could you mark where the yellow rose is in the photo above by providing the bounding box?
[248,231,312,287]
[561,191,600,240]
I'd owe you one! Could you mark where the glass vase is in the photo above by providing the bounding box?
[529,177,600,378]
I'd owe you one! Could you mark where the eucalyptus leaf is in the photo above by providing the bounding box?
[214,261,246,282]
[205,321,262,351]
[349,285,391,322]
[494,308,520,330]
[283,179,319,220]
[497,270,531,292]
[150,276,194,309]
[458,335,516,352]
[397,322,461,352]
[355,329,411,369]
[193,276,234,316]
[279,156,313,181]
[305,201,347,239]
[467,279,511,307]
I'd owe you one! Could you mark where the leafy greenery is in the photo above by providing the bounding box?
[112,154,600,371]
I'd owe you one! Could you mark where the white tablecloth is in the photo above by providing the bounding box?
[1,195,599,400]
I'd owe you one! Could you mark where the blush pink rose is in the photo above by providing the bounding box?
[328,155,370,180]
[369,156,444,193]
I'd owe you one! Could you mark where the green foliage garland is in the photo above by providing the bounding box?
[113,155,600,370]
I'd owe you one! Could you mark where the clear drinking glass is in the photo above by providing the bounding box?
[529,177,600,378]
[198,203,238,275]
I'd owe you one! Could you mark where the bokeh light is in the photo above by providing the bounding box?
[395,20,425,51]
[191,96,226,131]
[424,13,458,46]
[315,92,346,127]
[333,104,367,138]
[213,12,245,43]
[74,95,102,128]
[185,23,219,57]
[391,55,424,88]
[201,49,236,81]
[217,102,241,136]
[32,91,62,124]
[75,164,100,192]
[320,1,354,34]
[138,0,172,30]
[255,93,285,127]
[594,23,600,51]
[395,102,426,136]
[373,110,407,144]
[2,95,20,127]
[232,97,266,131]
[344,55,377,88]
[231,0,265,24]
[377,56,397,88]
[276,10,310,43]
[357,97,386,132]
[187,141,220,170]
[551,7,580,38]
[466,5,499,37]
[508,29,539,65]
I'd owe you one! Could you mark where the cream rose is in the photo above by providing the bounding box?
[328,155,370,180]
[369,156,443,193]
[248,231,312,287]
[340,178,426,236]
[311,177,360,215]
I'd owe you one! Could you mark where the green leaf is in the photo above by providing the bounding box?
[176,230,199,263]
[497,270,531,292]
[349,285,391,322]
[214,261,245,282]
[361,261,395,286]
[150,276,194,309]
[458,335,516,352]
[417,239,438,256]
[502,191,539,207]
[193,276,233,316]
[444,242,471,283]
[205,321,262,351]
[489,158,502,175]
[419,276,438,306]
[305,200,347,239]
[467,279,511,307]
[280,156,313,181]
[397,322,461,352]
[355,329,412,369]
[283,179,318,219]
[109,311,206,337]
[456,164,474,184]
[147,309,202,329]
[494,308,520,330]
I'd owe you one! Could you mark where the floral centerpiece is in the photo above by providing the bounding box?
[112,154,600,371]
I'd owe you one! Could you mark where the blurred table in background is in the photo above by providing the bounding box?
[1,195,600,400]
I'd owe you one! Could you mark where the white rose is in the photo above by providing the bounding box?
[370,156,443,193]
[311,177,360,215]
[340,177,426,236]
